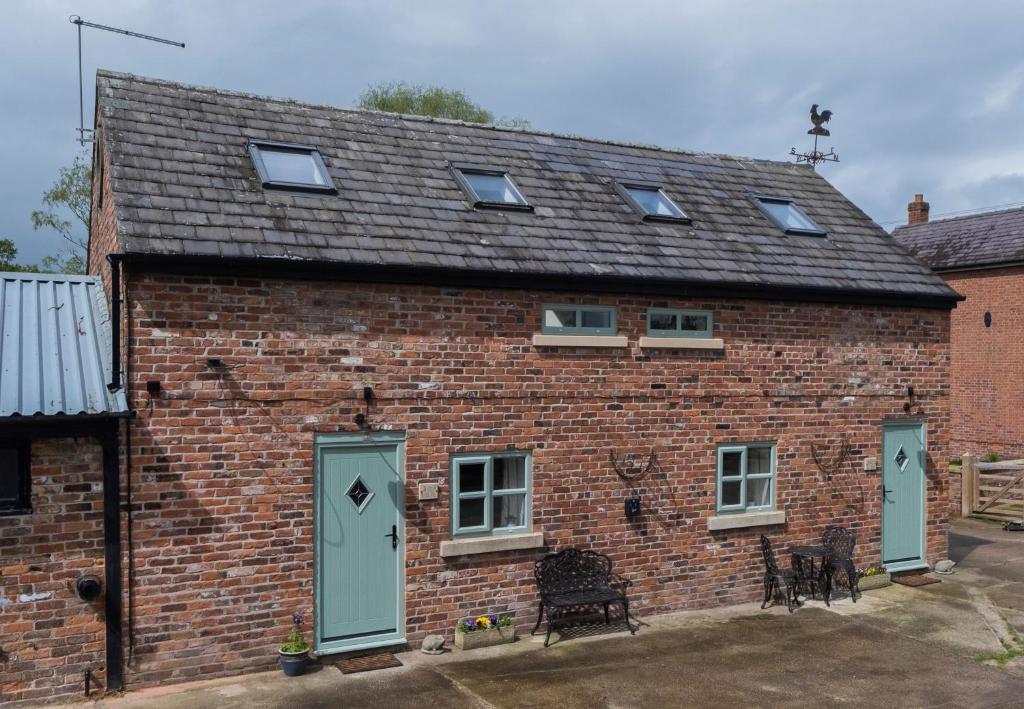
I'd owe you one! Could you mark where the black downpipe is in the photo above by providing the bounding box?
[107,254,121,392]
[103,254,125,691]
[101,429,124,692]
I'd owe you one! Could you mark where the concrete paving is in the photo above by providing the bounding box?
[87,519,1024,709]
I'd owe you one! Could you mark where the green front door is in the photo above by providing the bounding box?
[316,437,404,653]
[881,422,926,571]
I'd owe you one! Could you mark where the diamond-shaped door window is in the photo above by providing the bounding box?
[894,446,909,471]
[346,476,374,512]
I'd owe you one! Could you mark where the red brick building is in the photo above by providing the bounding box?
[894,196,1024,460]
[5,70,961,703]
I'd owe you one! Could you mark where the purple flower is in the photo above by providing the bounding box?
[292,613,304,625]
[487,614,499,625]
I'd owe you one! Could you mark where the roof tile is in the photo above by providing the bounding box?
[96,71,955,302]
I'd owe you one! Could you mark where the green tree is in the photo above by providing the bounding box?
[40,252,85,274]
[0,238,27,271]
[0,238,85,274]
[0,238,37,273]
[31,151,90,273]
[357,81,529,128]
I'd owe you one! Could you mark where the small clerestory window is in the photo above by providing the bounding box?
[451,163,532,210]
[752,196,825,236]
[647,308,713,338]
[542,304,617,335]
[248,141,337,194]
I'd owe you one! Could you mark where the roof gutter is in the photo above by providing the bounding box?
[118,253,965,310]
[933,259,1024,275]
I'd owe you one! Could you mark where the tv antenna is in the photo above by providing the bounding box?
[790,103,839,169]
[70,15,185,145]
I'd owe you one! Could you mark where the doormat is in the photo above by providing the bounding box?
[891,573,941,588]
[335,652,402,674]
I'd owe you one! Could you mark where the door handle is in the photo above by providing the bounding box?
[385,524,399,550]
[882,486,895,503]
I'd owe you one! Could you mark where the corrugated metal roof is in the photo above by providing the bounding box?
[0,271,129,418]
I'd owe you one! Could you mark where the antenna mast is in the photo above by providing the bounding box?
[70,15,185,145]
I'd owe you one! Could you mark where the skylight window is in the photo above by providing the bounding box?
[451,164,531,210]
[248,141,336,194]
[753,196,826,236]
[615,182,690,223]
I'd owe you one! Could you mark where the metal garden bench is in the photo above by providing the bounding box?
[531,548,636,647]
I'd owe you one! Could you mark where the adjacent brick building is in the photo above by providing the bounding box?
[894,196,1024,460]
[5,70,962,702]
[0,273,129,706]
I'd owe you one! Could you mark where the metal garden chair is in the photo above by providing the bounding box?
[759,535,800,613]
[821,526,860,606]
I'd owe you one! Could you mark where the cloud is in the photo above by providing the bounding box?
[4,1,1024,260]
[972,62,1024,116]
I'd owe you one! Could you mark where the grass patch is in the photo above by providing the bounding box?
[973,622,1024,668]
[972,647,1024,668]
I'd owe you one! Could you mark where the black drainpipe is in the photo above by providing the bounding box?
[101,424,124,692]
[107,254,122,392]
[103,253,125,691]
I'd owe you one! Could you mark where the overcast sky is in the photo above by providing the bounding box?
[4,1,1024,264]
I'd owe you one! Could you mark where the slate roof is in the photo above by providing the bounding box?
[892,206,1024,271]
[95,70,958,305]
[0,272,128,418]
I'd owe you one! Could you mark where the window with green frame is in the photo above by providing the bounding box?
[452,452,531,535]
[541,305,617,335]
[717,444,775,513]
[647,308,713,338]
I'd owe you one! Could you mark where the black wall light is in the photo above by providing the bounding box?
[625,491,642,518]
[904,385,915,413]
[355,386,374,428]
[984,311,992,328]
[146,380,161,396]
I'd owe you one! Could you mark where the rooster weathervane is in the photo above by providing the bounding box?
[791,103,839,168]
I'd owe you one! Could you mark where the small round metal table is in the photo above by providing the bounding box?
[790,544,827,599]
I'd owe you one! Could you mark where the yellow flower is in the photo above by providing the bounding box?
[475,616,491,628]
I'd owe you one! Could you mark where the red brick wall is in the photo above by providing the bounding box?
[120,273,951,689]
[944,266,1024,460]
[0,439,106,706]
[87,124,120,292]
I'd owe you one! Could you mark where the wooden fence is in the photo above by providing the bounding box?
[961,455,1024,522]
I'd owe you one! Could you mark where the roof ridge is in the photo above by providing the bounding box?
[893,203,1024,232]
[0,271,100,283]
[95,69,806,169]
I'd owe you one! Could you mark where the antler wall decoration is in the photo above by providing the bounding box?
[811,436,851,480]
[609,449,657,481]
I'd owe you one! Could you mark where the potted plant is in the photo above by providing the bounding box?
[278,613,311,676]
[454,613,516,650]
[857,564,891,591]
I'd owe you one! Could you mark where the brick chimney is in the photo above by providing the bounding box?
[907,194,930,225]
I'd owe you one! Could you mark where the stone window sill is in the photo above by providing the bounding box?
[708,510,786,531]
[440,531,545,558]
[638,336,724,350]
[532,334,629,348]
